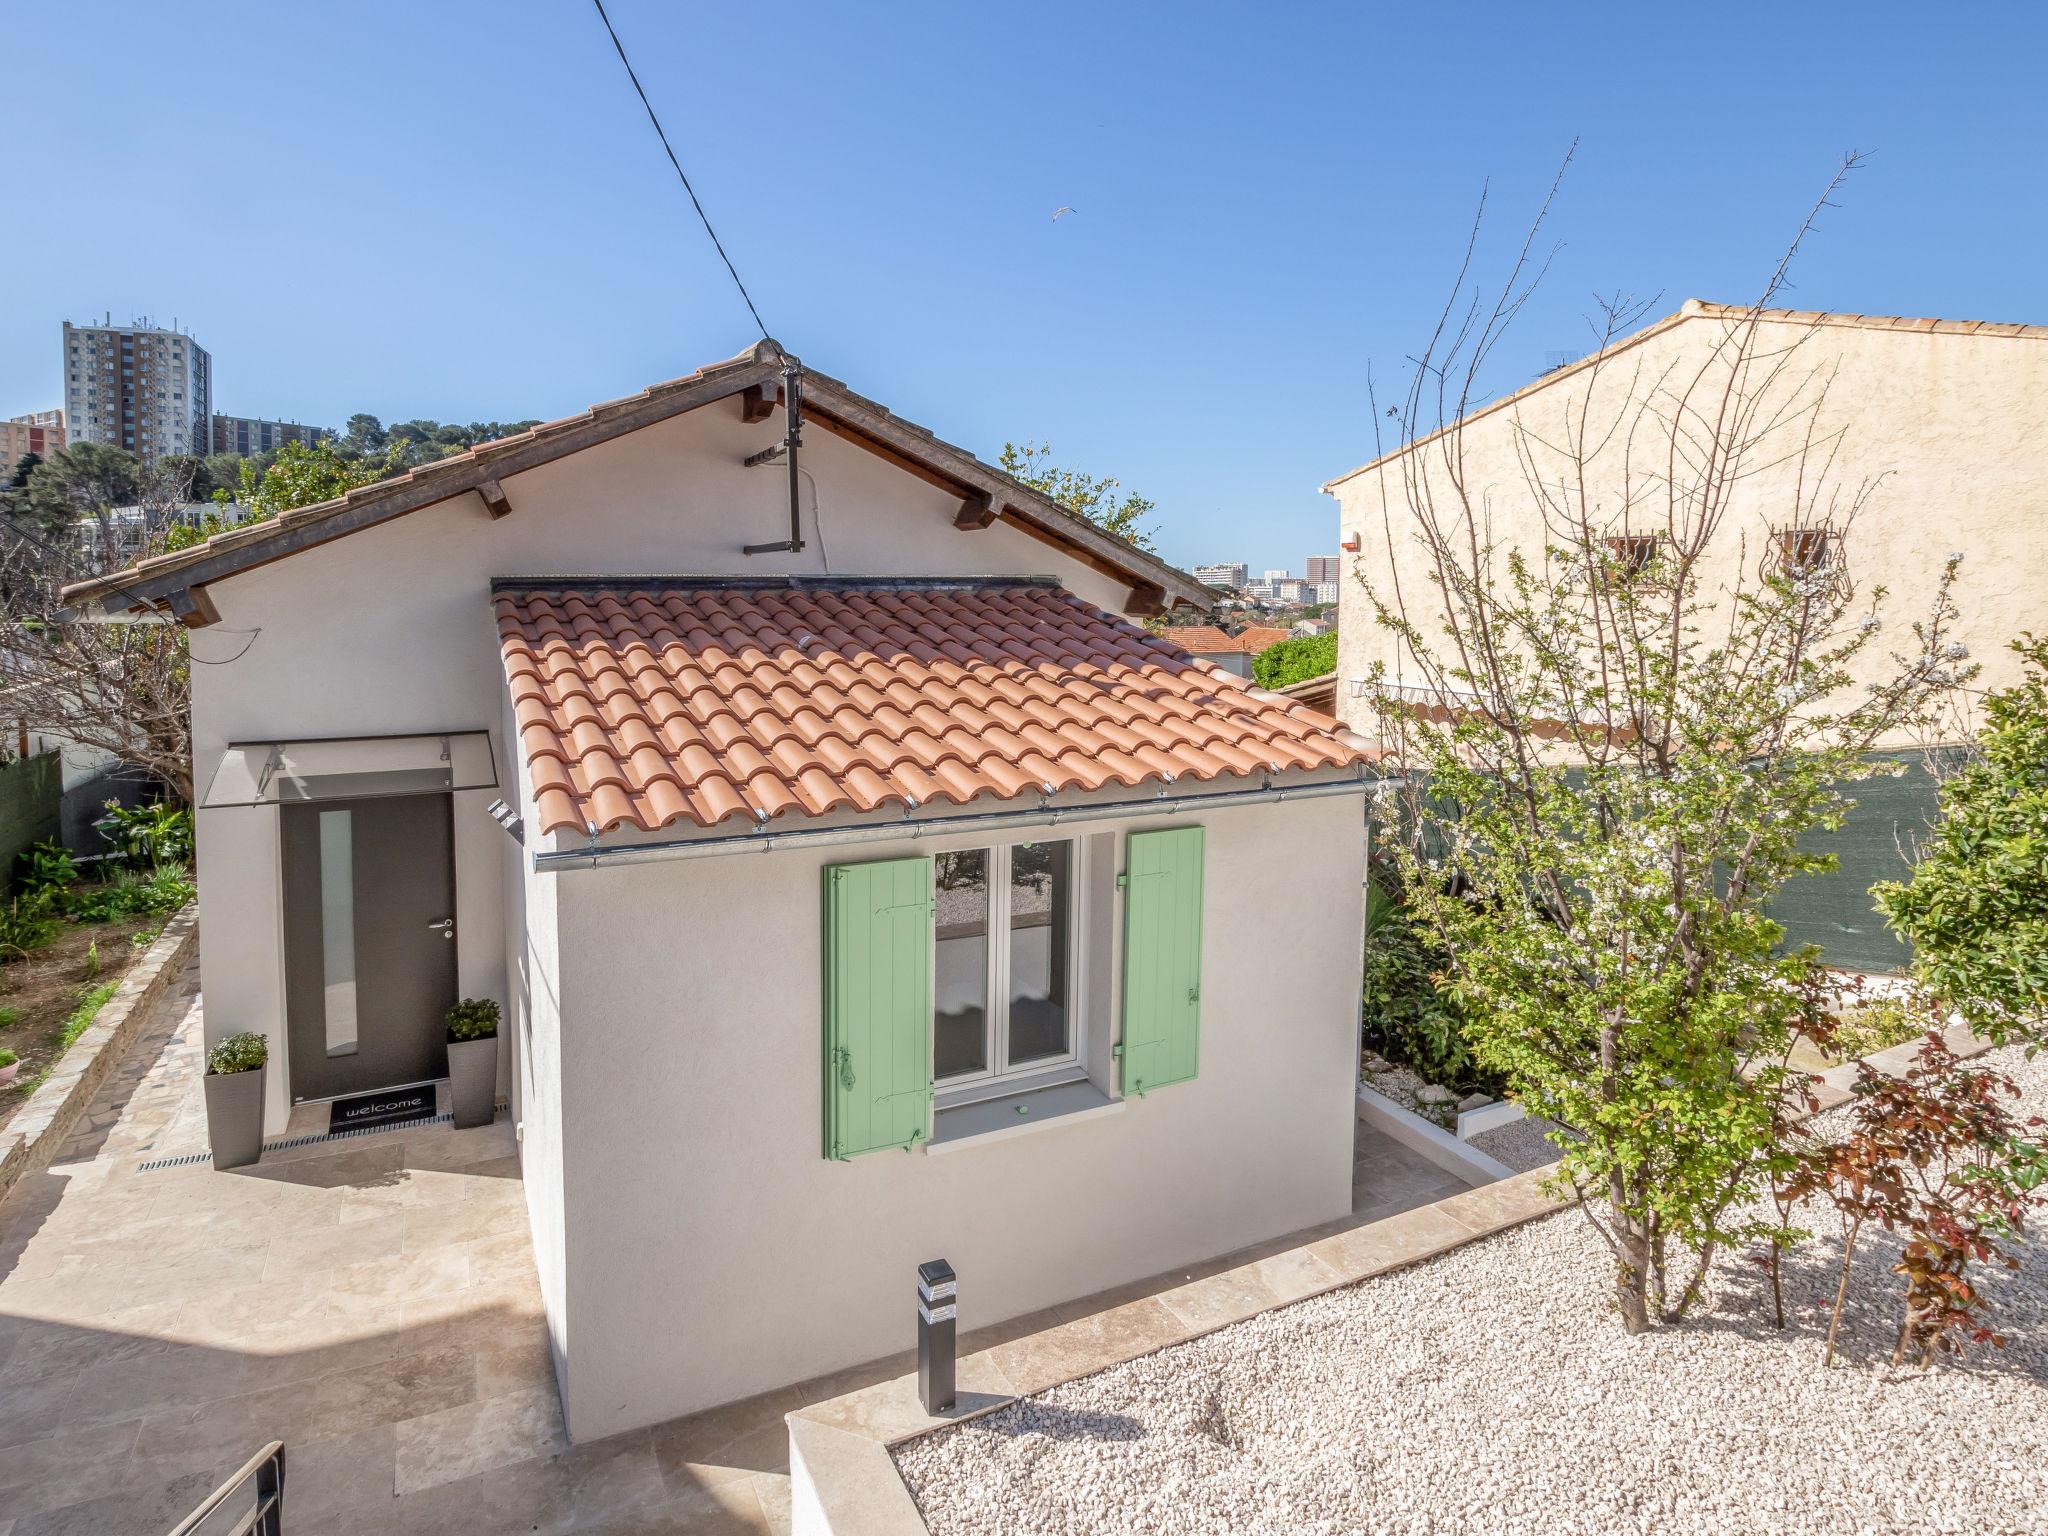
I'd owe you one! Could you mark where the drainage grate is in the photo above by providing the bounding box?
[135,1111,456,1173]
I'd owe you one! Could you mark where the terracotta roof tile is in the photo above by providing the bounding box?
[496,581,1379,836]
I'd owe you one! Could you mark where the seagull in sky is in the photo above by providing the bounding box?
[1051,206,1077,221]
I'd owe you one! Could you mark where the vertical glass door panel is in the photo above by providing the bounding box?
[933,850,990,1079]
[1007,840,1072,1065]
[318,809,359,1057]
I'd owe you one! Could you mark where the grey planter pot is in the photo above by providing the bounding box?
[448,1035,498,1129]
[204,1066,265,1170]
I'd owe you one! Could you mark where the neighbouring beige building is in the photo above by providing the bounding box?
[0,408,65,468]
[1324,300,2048,748]
[1322,299,2048,968]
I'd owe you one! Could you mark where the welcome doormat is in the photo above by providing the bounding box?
[328,1085,437,1134]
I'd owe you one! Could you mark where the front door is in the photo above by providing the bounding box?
[281,793,457,1102]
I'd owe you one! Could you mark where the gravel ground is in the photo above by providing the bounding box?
[897,1046,2048,1536]
[1467,1114,1571,1173]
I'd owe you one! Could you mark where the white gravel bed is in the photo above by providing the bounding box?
[896,1045,2048,1536]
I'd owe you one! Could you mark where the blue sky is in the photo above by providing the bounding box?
[5,2,2044,575]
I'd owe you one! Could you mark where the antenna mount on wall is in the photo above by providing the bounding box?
[743,351,807,556]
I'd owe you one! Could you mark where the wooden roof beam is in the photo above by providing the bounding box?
[739,381,779,424]
[954,489,997,530]
[477,478,513,520]
[167,584,220,629]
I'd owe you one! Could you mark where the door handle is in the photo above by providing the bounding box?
[427,918,455,939]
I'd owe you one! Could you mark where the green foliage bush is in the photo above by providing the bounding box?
[64,863,193,923]
[1250,632,1338,690]
[1876,635,2048,1043]
[1362,877,1500,1094]
[95,802,193,870]
[15,841,77,895]
[208,1032,267,1075]
[0,1047,17,1068]
[446,997,500,1042]
[1827,995,1922,1060]
[0,891,60,960]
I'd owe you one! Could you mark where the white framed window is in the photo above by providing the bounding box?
[933,837,1083,1104]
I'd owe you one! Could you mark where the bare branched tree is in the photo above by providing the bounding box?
[1,455,204,804]
[1359,151,1978,1333]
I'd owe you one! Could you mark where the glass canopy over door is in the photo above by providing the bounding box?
[199,731,498,808]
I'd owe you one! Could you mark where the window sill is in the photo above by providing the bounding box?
[926,1079,1123,1154]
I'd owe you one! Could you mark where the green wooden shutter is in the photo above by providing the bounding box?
[1119,826,1205,1095]
[823,856,934,1159]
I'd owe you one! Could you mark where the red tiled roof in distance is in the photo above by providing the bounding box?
[496,581,1379,836]
[1160,624,1296,656]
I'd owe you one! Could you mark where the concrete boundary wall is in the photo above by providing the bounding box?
[0,751,61,892]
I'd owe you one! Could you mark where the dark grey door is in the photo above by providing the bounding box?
[282,794,457,1102]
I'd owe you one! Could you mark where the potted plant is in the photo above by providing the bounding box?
[446,998,500,1129]
[0,1047,19,1088]
[204,1032,267,1169]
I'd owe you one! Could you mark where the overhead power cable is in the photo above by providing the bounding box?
[588,0,770,340]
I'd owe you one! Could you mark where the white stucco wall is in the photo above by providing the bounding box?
[1326,308,2048,744]
[187,394,1132,1134]
[547,789,1365,1439]
[180,383,1366,1443]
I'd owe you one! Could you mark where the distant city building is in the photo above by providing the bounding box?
[1306,555,1341,584]
[1193,561,1249,591]
[1,409,65,468]
[63,319,212,462]
[1261,568,1288,584]
[1313,582,1339,604]
[212,414,328,456]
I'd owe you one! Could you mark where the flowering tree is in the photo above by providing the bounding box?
[1361,157,1975,1333]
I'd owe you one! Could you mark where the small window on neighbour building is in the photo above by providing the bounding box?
[1603,535,1658,578]
[934,839,1079,1093]
[1779,528,1834,573]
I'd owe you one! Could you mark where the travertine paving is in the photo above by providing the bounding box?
[0,961,789,1536]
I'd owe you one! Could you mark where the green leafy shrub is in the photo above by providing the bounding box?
[0,1048,17,1069]
[94,801,194,870]
[0,1005,17,1029]
[0,891,60,961]
[1251,632,1338,690]
[15,841,77,895]
[1363,877,1499,1094]
[1827,995,1923,1060]
[208,1032,267,1075]
[1876,635,2048,1044]
[64,862,193,923]
[446,997,500,1042]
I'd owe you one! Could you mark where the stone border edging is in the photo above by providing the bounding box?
[0,903,197,1208]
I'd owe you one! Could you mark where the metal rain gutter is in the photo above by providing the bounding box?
[532,769,1394,874]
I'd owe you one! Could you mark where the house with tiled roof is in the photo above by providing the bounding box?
[65,341,1380,1440]
[1157,623,1294,678]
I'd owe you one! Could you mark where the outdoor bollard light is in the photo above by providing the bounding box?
[918,1258,957,1415]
